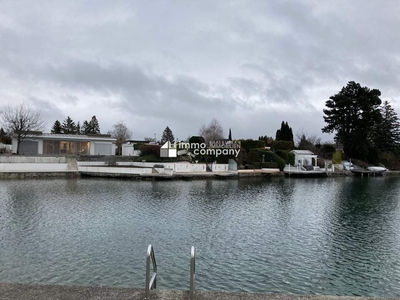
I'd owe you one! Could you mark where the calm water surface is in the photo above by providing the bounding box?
[0,177,400,297]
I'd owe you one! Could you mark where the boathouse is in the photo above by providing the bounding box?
[291,150,318,167]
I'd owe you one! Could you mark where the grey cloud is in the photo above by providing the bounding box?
[1,0,400,141]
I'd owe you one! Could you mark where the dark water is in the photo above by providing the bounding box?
[0,177,400,297]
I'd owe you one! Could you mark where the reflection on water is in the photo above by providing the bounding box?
[0,177,400,297]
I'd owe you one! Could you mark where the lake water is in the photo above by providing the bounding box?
[0,177,400,297]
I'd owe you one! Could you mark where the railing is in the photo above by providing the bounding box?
[190,246,195,300]
[145,244,157,299]
[145,244,195,300]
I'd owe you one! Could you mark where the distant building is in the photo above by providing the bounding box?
[12,133,116,155]
[290,150,318,167]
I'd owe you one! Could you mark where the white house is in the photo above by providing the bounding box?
[12,133,117,155]
[290,150,318,167]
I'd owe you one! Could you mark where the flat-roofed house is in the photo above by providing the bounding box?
[12,132,117,155]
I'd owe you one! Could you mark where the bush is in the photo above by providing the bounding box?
[275,150,288,161]
[287,152,295,165]
[332,151,342,164]
[139,144,161,157]
[271,140,294,151]
[319,144,336,159]
[247,149,286,170]
[241,139,265,154]
[261,162,279,168]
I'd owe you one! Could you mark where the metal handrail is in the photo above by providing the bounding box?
[146,244,157,299]
[190,246,195,300]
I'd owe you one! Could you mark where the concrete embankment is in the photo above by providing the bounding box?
[0,156,79,178]
[0,156,284,179]
[0,283,397,300]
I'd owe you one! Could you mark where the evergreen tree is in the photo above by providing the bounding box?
[228,128,232,141]
[61,116,77,134]
[51,120,62,134]
[76,121,81,135]
[374,101,400,153]
[161,126,175,144]
[0,127,11,144]
[88,115,100,134]
[322,81,382,161]
[275,121,294,142]
[81,120,90,134]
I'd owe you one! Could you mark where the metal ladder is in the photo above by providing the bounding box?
[145,245,196,300]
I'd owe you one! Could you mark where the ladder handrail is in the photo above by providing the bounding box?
[190,246,195,300]
[146,244,157,299]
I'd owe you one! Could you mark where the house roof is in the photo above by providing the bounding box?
[291,150,315,155]
[20,133,116,142]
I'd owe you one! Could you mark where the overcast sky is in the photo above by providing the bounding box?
[1,0,399,142]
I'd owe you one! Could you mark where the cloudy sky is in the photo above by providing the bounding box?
[1,0,399,142]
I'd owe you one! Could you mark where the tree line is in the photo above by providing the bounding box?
[2,81,400,167]
[51,116,100,134]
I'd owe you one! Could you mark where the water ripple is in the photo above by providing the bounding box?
[0,177,400,297]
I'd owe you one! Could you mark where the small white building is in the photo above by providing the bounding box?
[291,150,318,167]
[12,133,117,156]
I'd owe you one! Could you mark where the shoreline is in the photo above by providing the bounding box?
[1,283,398,300]
[1,170,400,180]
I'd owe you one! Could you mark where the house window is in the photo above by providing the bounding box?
[43,140,90,155]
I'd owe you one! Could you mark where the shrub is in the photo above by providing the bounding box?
[261,162,279,168]
[271,140,294,151]
[275,150,288,161]
[319,144,336,159]
[332,151,342,164]
[287,152,295,165]
[241,139,265,154]
[247,149,286,170]
[139,144,161,157]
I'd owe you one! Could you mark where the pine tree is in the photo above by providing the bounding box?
[161,126,175,144]
[88,116,100,134]
[61,116,77,134]
[81,120,90,134]
[228,128,232,141]
[374,101,400,153]
[322,81,382,160]
[51,120,62,134]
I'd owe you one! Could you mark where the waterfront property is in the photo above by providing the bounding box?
[12,132,117,155]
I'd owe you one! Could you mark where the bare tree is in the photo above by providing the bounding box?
[295,129,321,151]
[109,121,132,155]
[0,104,46,154]
[198,118,224,144]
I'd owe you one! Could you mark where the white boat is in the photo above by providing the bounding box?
[366,166,387,173]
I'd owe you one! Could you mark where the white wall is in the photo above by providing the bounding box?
[117,162,229,173]
[121,144,140,156]
[78,166,153,174]
[0,156,67,163]
[11,138,18,154]
[38,140,43,155]
[211,164,229,172]
[0,163,69,172]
